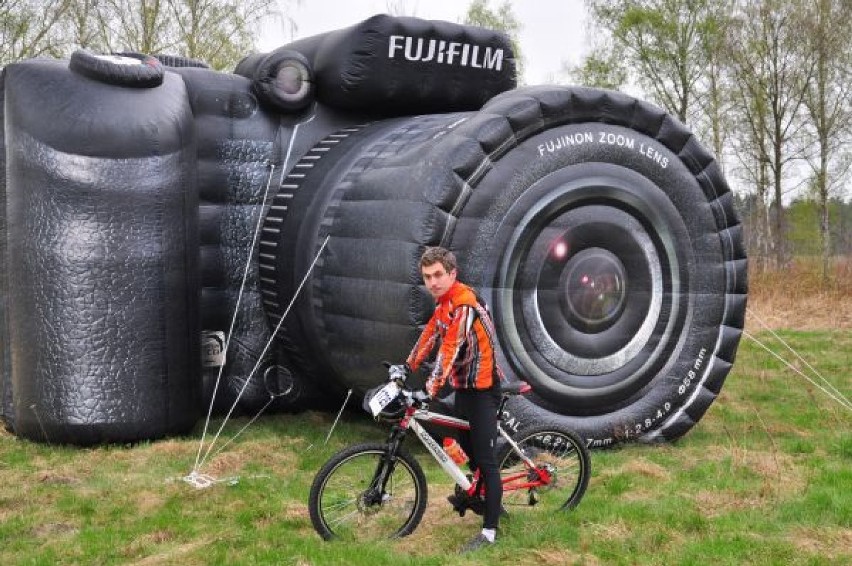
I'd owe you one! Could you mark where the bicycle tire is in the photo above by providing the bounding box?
[308,442,428,541]
[496,424,591,511]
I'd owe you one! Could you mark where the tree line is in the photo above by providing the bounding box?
[0,0,290,70]
[2,0,850,280]
[572,0,852,280]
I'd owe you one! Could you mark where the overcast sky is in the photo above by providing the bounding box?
[258,0,589,85]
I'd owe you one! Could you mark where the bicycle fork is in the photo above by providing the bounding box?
[365,427,408,505]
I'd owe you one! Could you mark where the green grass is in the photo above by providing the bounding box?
[1,331,849,565]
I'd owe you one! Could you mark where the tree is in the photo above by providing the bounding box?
[385,0,419,17]
[0,0,72,65]
[579,0,734,173]
[167,0,281,70]
[725,0,815,268]
[583,0,726,127]
[800,0,852,282]
[566,41,627,91]
[697,1,735,167]
[464,0,523,83]
[93,0,176,55]
[57,0,111,52]
[85,0,282,70]
[1,0,288,70]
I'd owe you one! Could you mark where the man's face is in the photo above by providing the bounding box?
[421,262,457,300]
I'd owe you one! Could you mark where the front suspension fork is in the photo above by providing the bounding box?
[366,426,407,500]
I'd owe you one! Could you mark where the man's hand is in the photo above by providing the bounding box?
[411,388,431,406]
[387,363,410,382]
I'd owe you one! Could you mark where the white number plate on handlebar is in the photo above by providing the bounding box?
[368,381,401,417]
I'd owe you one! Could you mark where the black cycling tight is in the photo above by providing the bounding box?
[455,387,502,530]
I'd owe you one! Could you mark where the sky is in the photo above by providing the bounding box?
[258,0,590,85]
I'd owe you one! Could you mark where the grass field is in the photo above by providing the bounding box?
[1,327,849,565]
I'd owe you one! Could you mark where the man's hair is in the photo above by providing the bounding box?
[419,246,457,273]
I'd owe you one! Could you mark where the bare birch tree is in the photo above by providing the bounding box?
[800,0,852,282]
[0,0,72,64]
[2,0,289,70]
[584,0,725,127]
[725,0,815,268]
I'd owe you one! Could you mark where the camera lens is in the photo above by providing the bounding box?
[275,64,304,95]
[562,248,626,331]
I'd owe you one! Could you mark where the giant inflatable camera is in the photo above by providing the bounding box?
[0,15,746,446]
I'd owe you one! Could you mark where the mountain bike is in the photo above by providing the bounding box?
[308,366,592,541]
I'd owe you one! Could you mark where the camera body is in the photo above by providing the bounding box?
[0,15,746,446]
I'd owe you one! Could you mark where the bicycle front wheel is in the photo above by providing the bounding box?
[496,424,591,512]
[308,442,428,541]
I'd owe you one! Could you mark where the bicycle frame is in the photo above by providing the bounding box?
[390,400,549,498]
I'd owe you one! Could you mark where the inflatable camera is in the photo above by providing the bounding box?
[0,15,747,446]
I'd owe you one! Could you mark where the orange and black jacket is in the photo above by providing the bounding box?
[406,281,501,397]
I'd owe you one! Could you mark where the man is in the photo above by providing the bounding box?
[405,246,503,552]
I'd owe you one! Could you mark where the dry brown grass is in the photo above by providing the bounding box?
[125,539,213,566]
[789,526,852,562]
[746,257,852,330]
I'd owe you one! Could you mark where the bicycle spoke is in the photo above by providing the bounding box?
[498,428,590,512]
[312,447,424,541]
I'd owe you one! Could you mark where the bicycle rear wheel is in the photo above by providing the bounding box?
[496,424,591,511]
[308,442,428,541]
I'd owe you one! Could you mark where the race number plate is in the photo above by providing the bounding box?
[368,381,401,417]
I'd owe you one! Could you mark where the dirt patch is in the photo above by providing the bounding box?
[619,458,671,481]
[236,439,298,470]
[694,490,763,518]
[37,471,81,485]
[32,522,78,538]
[148,440,192,458]
[730,449,805,497]
[205,451,246,476]
[593,458,669,503]
[145,530,175,544]
[586,518,633,541]
[530,547,600,566]
[596,456,672,494]
[393,491,470,554]
[134,491,165,514]
[686,445,807,516]
[126,538,212,566]
[789,526,852,561]
[279,500,309,522]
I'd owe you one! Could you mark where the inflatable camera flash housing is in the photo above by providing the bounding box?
[0,15,746,446]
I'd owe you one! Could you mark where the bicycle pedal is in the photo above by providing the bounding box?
[448,492,487,517]
[447,494,467,517]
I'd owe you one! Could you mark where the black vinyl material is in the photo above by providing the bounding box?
[4,59,199,444]
[0,15,746,446]
[174,67,337,413]
[259,86,747,446]
[69,49,165,88]
[243,14,517,115]
[0,68,11,432]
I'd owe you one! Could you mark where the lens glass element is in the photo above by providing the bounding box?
[275,64,304,95]
[563,248,627,329]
